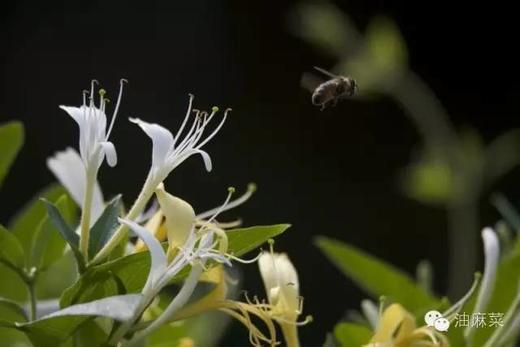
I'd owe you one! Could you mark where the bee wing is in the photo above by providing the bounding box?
[313,66,337,79]
[300,72,323,93]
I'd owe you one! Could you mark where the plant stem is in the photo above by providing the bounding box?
[280,323,300,347]
[27,281,37,321]
[124,264,203,346]
[91,173,156,265]
[79,171,96,260]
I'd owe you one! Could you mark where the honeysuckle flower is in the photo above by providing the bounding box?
[129,95,230,184]
[47,147,105,226]
[364,303,449,347]
[58,79,126,258]
[134,183,257,253]
[61,79,125,173]
[155,183,195,253]
[111,186,266,346]
[92,95,230,264]
[173,265,278,347]
[258,247,311,347]
[112,197,233,345]
[363,257,483,347]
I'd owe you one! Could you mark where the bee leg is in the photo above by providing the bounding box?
[320,103,326,111]
[332,98,338,107]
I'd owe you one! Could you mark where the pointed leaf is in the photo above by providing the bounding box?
[9,184,68,259]
[0,225,25,269]
[227,224,290,255]
[0,121,24,187]
[0,297,27,322]
[315,236,439,312]
[16,294,142,347]
[42,198,84,271]
[31,195,76,270]
[89,195,123,259]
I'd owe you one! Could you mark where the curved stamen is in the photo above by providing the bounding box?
[82,90,89,106]
[106,78,127,139]
[197,183,257,220]
[196,108,231,149]
[89,79,99,105]
[172,94,194,147]
[226,251,262,264]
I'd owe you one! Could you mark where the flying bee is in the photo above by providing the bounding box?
[301,66,358,111]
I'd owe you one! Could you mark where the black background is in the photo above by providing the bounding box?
[1,1,519,346]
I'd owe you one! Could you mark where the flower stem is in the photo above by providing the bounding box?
[124,264,204,346]
[28,281,37,321]
[91,173,156,265]
[280,323,300,347]
[79,171,96,260]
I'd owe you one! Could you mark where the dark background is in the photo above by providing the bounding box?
[1,1,519,346]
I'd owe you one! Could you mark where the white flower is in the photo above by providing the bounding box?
[119,216,229,296]
[465,227,500,342]
[115,216,230,344]
[47,147,105,226]
[130,94,230,183]
[60,79,126,173]
[258,252,301,322]
[258,250,310,347]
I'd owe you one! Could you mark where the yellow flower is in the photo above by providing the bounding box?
[134,184,256,253]
[364,304,449,347]
[154,183,195,252]
[174,266,278,347]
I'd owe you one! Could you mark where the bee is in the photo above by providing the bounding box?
[302,66,358,111]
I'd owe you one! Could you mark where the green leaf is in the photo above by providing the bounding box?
[89,195,123,260]
[0,225,25,269]
[9,184,68,261]
[0,226,28,302]
[74,320,109,347]
[333,322,372,347]
[227,224,290,255]
[0,263,27,302]
[43,198,84,271]
[16,294,142,347]
[60,224,290,307]
[315,236,439,312]
[0,297,27,322]
[0,328,31,347]
[31,195,76,270]
[0,121,24,187]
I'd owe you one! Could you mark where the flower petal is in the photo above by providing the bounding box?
[59,105,85,126]
[258,252,279,298]
[191,149,213,172]
[119,218,167,292]
[130,118,174,172]
[466,227,500,340]
[47,148,105,224]
[100,141,117,167]
[155,184,195,250]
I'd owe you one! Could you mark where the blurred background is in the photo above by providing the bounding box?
[1,1,520,345]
